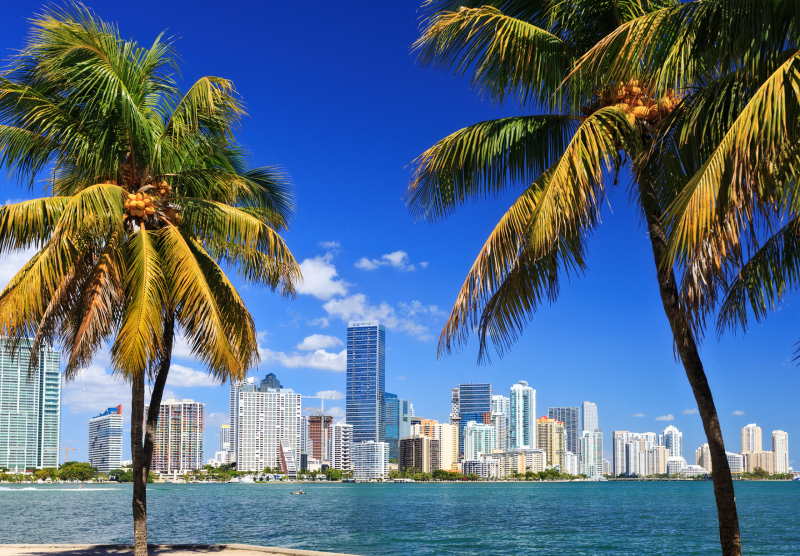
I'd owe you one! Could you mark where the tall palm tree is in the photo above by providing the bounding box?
[407,1,799,555]
[0,6,300,555]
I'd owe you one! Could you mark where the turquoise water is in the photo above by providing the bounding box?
[0,482,797,555]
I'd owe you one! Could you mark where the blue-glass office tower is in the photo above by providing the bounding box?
[346,321,386,444]
[384,393,399,460]
[398,399,413,441]
[457,383,492,458]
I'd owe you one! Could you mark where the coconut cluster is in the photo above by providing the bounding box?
[153,180,172,198]
[582,80,679,135]
[125,192,156,218]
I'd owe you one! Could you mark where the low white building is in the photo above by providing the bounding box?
[726,451,744,474]
[684,464,707,477]
[463,457,500,479]
[666,456,688,476]
[352,441,389,480]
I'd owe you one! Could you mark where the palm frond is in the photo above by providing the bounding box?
[0,197,70,252]
[406,115,578,222]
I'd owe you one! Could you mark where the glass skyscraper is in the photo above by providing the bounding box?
[384,393,399,460]
[0,338,61,472]
[549,406,581,455]
[346,321,386,444]
[457,383,492,457]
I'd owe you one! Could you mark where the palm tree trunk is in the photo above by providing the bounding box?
[131,370,148,556]
[640,190,742,556]
[131,312,176,556]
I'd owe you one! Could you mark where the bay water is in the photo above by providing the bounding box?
[1,482,798,555]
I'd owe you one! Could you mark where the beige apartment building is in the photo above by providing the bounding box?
[695,443,712,474]
[411,420,458,470]
[741,424,762,454]
[536,416,565,470]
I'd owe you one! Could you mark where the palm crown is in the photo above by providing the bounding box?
[0,5,301,384]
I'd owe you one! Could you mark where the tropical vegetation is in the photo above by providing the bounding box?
[0,5,300,555]
[408,1,800,555]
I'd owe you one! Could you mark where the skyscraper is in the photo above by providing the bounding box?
[450,388,460,429]
[260,373,282,390]
[383,393,399,460]
[330,422,353,471]
[696,443,712,473]
[491,395,510,452]
[537,416,565,469]
[399,435,441,473]
[352,441,389,480]
[398,398,413,440]
[509,381,536,449]
[88,405,123,473]
[660,425,683,457]
[237,384,302,472]
[147,398,205,474]
[457,383,492,457]
[463,420,497,460]
[580,431,603,477]
[0,338,61,472]
[412,421,457,471]
[308,414,333,461]
[772,430,789,474]
[549,407,580,455]
[346,321,386,444]
[741,423,762,454]
[219,424,231,452]
[581,401,598,435]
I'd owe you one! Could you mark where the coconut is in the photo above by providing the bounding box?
[633,106,649,119]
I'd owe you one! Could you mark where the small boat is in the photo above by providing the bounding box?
[291,490,306,495]
[239,476,255,484]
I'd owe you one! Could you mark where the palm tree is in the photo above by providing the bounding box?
[0,6,300,555]
[407,2,799,554]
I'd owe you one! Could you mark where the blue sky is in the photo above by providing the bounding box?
[1,0,797,467]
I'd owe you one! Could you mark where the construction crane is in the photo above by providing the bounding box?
[303,406,325,416]
[59,444,76,463]
[301,394,336,413]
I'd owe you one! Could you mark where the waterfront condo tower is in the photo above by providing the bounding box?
[219,424,231,452]
[346,321,386,444]
[146,398,205,474]
[772,430,789,474]
[509,381,536,450]
[660,425,683,457]
[0,338,61,472]
[237,383,301,472]
[384,393,399,460]
[581,401,599,435]
[88,405,123,473]
[330,422,354,471]
[457,383,492,457]
[741,423,763,454]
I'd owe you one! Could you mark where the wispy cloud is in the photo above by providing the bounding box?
[259,346,346,372]
[318,241,341,250]
[397,375,406,381]
[655,414,675,421]
[632,413,646,418]
[296,334,343,351]
[732,410,747,416]
[355,250,416,272]
[307,317,330,328]
[168,364,219,387]
[206,413,229,427]
[683,408,699,415]
[314,390,344,400]
[322,293,433,341]
[295,253,351,300]
[62,365,130,415]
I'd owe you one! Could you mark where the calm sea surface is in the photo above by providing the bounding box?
[1,482,798,555]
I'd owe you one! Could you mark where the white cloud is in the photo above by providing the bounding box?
[62,365,130,415]
[314,390,344,400]
[260,346,346,372]
[318,241,341,250]
[732,410,747,416]
[171,334,195,360]
[655,414,675,421]
[354,250,416,272]
[296,334,343,351]
[420,262,429,268]
[168,364,218,387]
[326,406,346,423]
[322,293,433,341]
[683,408,699,415]
[397,375,406,381]
[633,413,646,418]
[295,254,350,300]
[307,317,330,328]
[206,413,229,427]
[401,300,446,318]
[0,247,38,291]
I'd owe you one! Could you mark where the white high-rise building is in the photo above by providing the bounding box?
[772,431,789,474]
[147,398,205,474]
[300,415,312,456]
[660,425,683,457]
[464,421,497,460]
[230,377,256,462]
[580,431,603,477]
[237,384,301,472]
[219,424,231,452]
[0,338,61,472]
[491,395,509,451]
[352,441,389,480]
[330,422,353,471]
[87,405,123,473]
[741,423,762,454]
[509,381,536,449]
[726,452,744,474]
[581,401,598,435]
[279,439,298,478]
[564,451,580,476]
[491,395,510,415]
[614,431,662,476]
